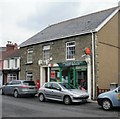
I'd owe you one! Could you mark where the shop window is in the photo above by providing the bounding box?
[66,41,75,60]
[26,72,33,81]
[50,67,60,82]
[27,48,33,63]
[43,45,50,61]
[7,74,17,82]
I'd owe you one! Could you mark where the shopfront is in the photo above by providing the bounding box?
[49,61,87,90]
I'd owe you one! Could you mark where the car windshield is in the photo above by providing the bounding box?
[23,81,35,86]
[59,83,76,89]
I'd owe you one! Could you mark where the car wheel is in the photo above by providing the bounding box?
[14,90,19,98]
[39,93,45,102]
[64,96,71,105]
[102,99,112,111]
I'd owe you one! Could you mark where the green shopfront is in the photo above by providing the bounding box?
[49,61,87,90]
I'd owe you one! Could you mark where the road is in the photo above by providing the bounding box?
[1,95,120,118]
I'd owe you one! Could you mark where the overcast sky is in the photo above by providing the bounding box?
[0,0,119,47]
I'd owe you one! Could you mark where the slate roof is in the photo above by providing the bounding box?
[20,7,117,48]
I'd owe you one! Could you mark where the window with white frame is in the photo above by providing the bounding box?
[7,74,17,82]
[43,45,50,61]
[15,59,17,68]
[26,72,33,81]
[66,41,75,60]
[7,60,10,68]
[27,48,33,63]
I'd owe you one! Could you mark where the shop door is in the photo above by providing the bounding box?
[62,67,74,85]
[76,71,87,90]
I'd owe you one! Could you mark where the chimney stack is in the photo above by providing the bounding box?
[6,41,18,52]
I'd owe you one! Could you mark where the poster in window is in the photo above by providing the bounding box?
[51,71,55,79]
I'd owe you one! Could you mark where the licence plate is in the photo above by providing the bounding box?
[29,87,34,89]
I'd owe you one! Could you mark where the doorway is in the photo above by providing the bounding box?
[40,66,48,87]
[76,70,87,90]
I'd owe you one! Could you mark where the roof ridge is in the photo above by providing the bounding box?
[48,7,117,28]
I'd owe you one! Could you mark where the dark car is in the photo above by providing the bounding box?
[97,86,120,110]
[1,80,37,98]
[38,82,89,105]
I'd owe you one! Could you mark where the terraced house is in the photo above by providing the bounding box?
[20,6,120,99]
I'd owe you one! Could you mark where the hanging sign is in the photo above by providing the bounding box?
[85,47,91,55]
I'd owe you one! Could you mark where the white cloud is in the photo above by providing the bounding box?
[0,0,119,47]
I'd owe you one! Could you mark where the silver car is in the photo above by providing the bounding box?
[38,82,89,105]
[1,80,37,98]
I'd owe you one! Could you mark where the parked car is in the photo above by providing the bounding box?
[97,86,120,111]
[1,80,37,98]
[38,82,89,105]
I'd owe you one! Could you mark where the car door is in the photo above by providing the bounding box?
[51,83,63,101]
[112,87,120,106]
[10,80,19,94]
[44,83,53,99]
[3,82,13,94]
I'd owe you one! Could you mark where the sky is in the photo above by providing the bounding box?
[0,0,119,47]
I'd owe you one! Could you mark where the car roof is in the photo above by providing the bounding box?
[11,80,35,82]
[45,82,64,84]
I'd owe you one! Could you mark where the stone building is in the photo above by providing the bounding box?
[20,7,120,99]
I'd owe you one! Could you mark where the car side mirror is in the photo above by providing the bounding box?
[115,90,118,93]
[57,87,61,91]
[5,83,8,85]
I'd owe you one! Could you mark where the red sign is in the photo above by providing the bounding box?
[51,71,55,79]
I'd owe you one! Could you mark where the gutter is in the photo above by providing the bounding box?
[91,30,96,100]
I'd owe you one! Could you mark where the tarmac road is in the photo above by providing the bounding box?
[1,95,119,118]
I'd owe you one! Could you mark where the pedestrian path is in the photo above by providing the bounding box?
[87,99,97,103]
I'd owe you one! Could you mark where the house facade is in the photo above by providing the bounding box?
[20,6,120,99]
[2,42,21,84]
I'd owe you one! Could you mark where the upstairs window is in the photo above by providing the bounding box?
[66,41,75,60]
[27,48,33,63]
[7,60,10,68]
[15,59,17,68]
[43,45,50,61]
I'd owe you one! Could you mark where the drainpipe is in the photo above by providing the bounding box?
[85,55,91,100]
[91,31,95,100]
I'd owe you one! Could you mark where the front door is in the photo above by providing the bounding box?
[40,67,48,87]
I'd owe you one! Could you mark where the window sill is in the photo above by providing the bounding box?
[66,58,75,61]
[25,62,33,65]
